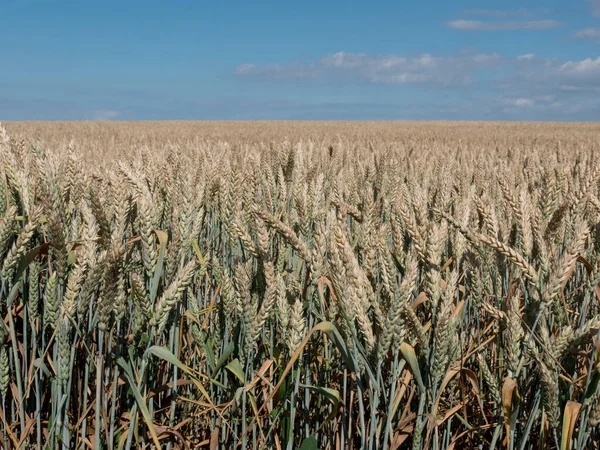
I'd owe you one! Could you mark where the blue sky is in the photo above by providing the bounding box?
[2,0,600,121]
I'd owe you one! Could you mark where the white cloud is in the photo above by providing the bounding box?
[462,8,532,18]
[320,52,442,75]
[560,57,600,76]
[93,110,120,121]
[509,98,535,107]
[235,64,258,74]
[503,55,600,97]
[447,19,561,31]
[236,52,600,119]
[234,62,318,79]
[575,28,600,39]
[236,51,502,87]
[236,52,600,93]
[517,53,536,60]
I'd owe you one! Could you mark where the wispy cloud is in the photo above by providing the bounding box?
[236,51,502,87]
[498,55,600,97]
[504,98,535,107]
[92,110,120,121]
[461,8,545,18]
[235,63,318,80]
[449,7,559,32]
[236,52,600,92]
[236,51,600,119]
[590,0,600,16]
[560,57,600,77]
[517,53,536,60]
[447,19,561,31]
[575,27,600,38]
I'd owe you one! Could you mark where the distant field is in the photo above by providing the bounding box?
[5,120,600,158]
[1,121,600,449]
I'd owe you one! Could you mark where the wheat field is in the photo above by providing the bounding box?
[1,121,600,449]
